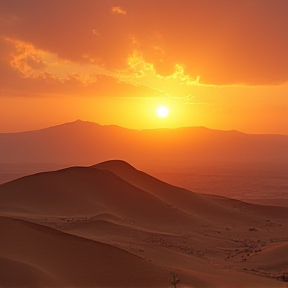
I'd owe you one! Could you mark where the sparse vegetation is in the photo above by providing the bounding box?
[281,272,288,282]
[169,271,180,288]
[249,227,257,232]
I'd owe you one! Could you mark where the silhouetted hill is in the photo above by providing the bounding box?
[0,120,287,166]
[94,160,288,220]
[0,165,200,230]
[2,160,286,226]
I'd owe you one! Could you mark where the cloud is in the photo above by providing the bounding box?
[116,50,201,98]
[0,38,166,99]
[112,6,127,15]
[0,0,288,99]
[5,37,103,83]
[7,38,48,78]
[1,36,201,98]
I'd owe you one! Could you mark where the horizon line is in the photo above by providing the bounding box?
[1,119,288,136]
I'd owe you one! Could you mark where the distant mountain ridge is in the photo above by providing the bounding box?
[0,120,287,166]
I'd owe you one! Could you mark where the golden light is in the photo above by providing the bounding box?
[156,106,169,118]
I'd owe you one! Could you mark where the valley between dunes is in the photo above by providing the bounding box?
[1,160,288,288]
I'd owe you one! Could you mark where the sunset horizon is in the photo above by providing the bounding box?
[1,1,288,287]
[2,118,288,136]
[1,0,288,135]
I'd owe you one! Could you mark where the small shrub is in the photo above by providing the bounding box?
[169,271,180,288]
[281,272,288,282]
[249,227,257,232]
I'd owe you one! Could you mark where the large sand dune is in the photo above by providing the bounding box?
[0,216,168,288]
[1,160,288,287]
[95,160,288,222]
[0,166,200,231]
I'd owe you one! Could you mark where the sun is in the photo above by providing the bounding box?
[156,106,169,118]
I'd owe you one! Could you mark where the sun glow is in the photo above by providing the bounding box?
[156,106,169,118]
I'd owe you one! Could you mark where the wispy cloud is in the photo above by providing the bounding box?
[5,37,105,85]
[115,50,201,99]
[4,37,205,100]
[112,6,127,15]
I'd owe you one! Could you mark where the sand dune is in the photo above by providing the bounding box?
[1,160,288,287]
[95,160,288,224]
[0,166,199,231]
[0,256,58,288]
[245,241,288,272]
[0,216,168,288]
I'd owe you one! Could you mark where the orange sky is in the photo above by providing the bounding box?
[0,0,287,134]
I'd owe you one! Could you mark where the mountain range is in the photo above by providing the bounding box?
[1,120,287,166]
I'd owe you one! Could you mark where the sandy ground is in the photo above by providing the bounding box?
[1,160,288,287]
